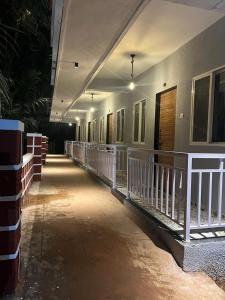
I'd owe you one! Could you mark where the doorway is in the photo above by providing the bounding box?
[88,122,91,142]
[154,87,177,164]
[106,113,113,144]
[78,126,81,141]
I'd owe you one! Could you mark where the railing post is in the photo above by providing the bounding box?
[126,148,130,199]
[184,154,192,242]
[27,133,42,181]
[64,141,67,155]
[41,136,48,165]
[112,146,117,189]
[0,119,24,295]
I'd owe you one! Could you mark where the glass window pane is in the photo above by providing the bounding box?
[141,101,146,142]
[212,70,225,142]
[134,103,139,142]
[117,111,120,141]
[193,76,210,142]
[121,109,125,142]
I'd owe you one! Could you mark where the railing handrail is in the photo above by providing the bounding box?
[128,147,188,158]
[128,148,225,159]
[22,153,34,167]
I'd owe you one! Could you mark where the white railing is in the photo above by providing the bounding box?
[21,153,34,202]
[97,144,116,183]
[127,148,225,242]
[65,141,127,188]
[72,142,86,164]
[65,141,225,242]
[64,140,73,158]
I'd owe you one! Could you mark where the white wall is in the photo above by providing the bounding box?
[85,16,225,153]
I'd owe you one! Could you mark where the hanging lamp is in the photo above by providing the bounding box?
[90,93,95,112]
[129,54,136,90]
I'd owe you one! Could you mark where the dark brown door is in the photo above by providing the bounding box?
[78,126,81,141]
[88,122,91,142]
[107,113,113,144]
[155,87,176,165]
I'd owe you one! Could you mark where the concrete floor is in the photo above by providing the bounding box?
[6,155,225,299]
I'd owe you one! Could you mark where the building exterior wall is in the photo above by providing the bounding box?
[83,16,225,153]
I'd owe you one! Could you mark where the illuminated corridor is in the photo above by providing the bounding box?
[13,155,225,299]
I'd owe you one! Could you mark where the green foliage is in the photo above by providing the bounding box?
[0,0,52,131]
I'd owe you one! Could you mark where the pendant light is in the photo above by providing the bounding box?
[129,54,136,90]
[90,93,95,112]
[76,109,80,121]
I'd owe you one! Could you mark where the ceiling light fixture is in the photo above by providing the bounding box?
[129,54,136,90]
[90,93,95,112]
[75,117,80,121]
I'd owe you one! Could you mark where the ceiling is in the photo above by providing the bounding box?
[96,0,225,80]
[164,0,225,11]
[50,0,149,121]
[50,0,225,122]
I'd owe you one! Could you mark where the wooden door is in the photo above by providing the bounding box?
[88,122,91,142]
[107,113,113,144]
[78,126,81,141]
[156,87,176,165]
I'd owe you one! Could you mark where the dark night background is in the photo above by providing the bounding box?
[0,0,74,153]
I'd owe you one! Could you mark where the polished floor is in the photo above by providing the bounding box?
[8,155,225,299]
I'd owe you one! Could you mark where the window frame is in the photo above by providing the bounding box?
[132,99,146,144]
[190,65,225,146]
[116,108,125,143]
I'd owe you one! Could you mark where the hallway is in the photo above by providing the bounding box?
[12,155,225,299]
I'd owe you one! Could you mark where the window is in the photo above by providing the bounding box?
[99,116,104,142]
[212,70,225,142]
[191,67,225,144]
[116,108,125,142]
[133,100,146,143]
[192,76,210,142]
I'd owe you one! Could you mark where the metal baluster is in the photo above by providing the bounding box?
[166,168,170,216]
[156,165,159,209]
[218,159,224,225]
[197,172,202,227]
[171,169,176,220]
[208,172,212,226]
[160,166,164,213]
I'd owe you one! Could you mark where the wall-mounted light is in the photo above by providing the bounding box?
[74,62,79,68]
[90,93,95,112]
[129,54,136,90]
[69,122,72,126]
[75,117,80,121]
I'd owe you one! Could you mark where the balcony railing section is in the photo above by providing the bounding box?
[65,141,127,188]
[21,153,34,202]
[72,142,86,164]
[65,141,225,242]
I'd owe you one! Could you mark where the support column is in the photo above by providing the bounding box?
[27,133,42,181]
[0,119,24,295]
